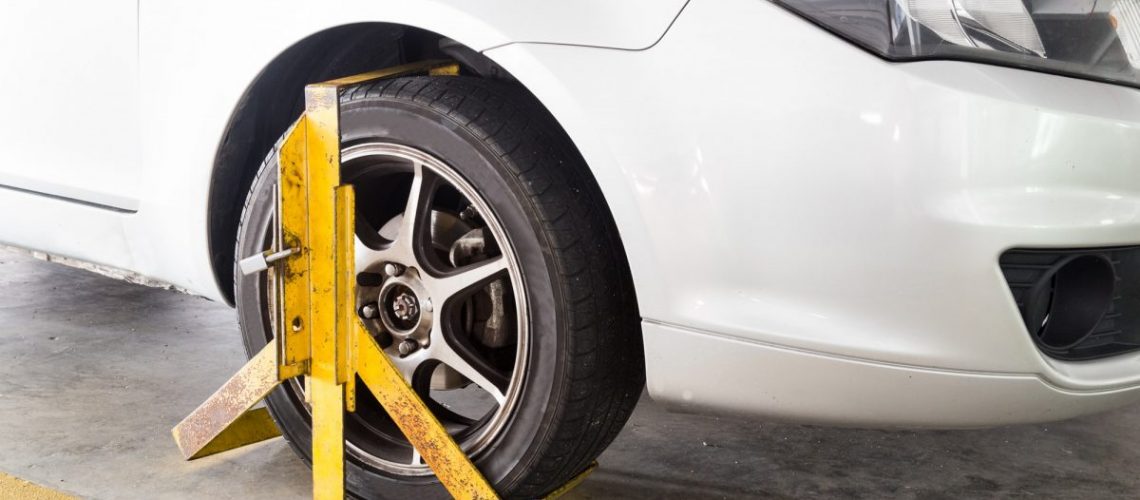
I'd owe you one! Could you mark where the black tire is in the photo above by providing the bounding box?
[234,76,644,499]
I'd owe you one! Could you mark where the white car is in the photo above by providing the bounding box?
[3,0,1140,497]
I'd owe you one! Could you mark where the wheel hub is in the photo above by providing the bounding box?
[376,268,433,348]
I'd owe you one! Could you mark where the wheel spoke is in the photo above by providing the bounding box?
[426,256,508,305]
[354,238,388,275]
[396,161,437,262]
[431,328,509,406]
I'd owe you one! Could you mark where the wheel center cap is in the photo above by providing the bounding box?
[391,292,419,322]
[376,276,430,337]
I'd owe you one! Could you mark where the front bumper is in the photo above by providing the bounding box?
[644,321,1140,427]
[488,0,1140,425]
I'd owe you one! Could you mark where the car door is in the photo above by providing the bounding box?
[0,1,140,212]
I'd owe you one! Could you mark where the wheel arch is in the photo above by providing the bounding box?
[206,22,645,311]
[207,23,419,304]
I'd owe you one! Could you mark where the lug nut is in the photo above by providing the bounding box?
[384,262,405,277]
[359,303,379,319]
[398,339,420,357]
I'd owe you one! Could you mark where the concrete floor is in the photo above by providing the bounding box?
[2,248,1140,499]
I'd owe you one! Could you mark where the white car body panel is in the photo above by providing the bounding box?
[0,1,141,211]
[0,0,686,298]
[485,0,1140,423]
[3,0,1140,426]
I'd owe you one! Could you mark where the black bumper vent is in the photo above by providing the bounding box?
[1000,247,1140,361]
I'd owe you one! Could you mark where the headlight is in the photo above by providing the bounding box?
[773,0,1140,88]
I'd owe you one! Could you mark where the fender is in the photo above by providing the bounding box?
[129,0,687,301]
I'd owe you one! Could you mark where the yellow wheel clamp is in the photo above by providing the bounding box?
[171,60,595,500]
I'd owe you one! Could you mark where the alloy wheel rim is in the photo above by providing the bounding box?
[262,141,530,477]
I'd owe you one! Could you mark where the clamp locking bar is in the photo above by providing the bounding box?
[237,247,298,276]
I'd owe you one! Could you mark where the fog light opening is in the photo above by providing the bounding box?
[1034,255,1116,351]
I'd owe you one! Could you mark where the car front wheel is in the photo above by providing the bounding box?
[233,76,644,498]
